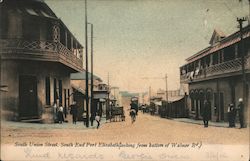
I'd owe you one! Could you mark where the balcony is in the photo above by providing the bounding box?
[180,55,250,83]
[0,39,83,72]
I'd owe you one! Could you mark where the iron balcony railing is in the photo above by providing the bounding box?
[180,55,250,83]
[0,38,83,71]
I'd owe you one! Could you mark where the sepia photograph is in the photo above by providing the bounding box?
[0,0,249,160]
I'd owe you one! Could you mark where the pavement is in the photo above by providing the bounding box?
[141,112,241,128]
[172,118,240,128]
[0,116,108,130]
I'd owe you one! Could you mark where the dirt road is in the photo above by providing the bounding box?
[1,109,249,145]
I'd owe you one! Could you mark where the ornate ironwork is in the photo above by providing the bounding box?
[0,39,83,70]
[180,55,250,83]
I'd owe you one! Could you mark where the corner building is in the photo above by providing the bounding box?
[0,0,84,122]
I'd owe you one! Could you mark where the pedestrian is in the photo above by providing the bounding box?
[95,113,101,129]
[70,101,78,124]
[237,98,245,128]
[53,102,58,123]
[58,105,64,124]
[82,111,87,126]
[227,103,236,127]
[202,100,211,128]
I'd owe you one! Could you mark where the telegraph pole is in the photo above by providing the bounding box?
[84,0,89,127]
[237,17,247,127]
[149,86,151,103]
[107,72,110,121]
[165,74,168,102]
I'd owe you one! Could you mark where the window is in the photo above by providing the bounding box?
[45,77,51,105]
[212,52,219,65]
[54,78,58,104]
[191,98,195,111]
[58,80,62,106]
[224,45,235,61]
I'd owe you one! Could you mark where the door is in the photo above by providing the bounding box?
[19,75,38,119]
[219,93,224,121]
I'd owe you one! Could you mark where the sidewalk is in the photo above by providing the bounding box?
[172,118,240,128]
[1,117,107,130]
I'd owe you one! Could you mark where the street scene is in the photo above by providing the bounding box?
[1,108,249,145]
[0,0,250,160]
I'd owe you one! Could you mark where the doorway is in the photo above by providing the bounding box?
[19,75,38,119]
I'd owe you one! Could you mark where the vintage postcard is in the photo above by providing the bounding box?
[0,0,249,161]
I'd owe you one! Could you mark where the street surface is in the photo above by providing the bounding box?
[1,107,249,145]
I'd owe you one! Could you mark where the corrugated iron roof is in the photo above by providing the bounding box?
[185,25,250,65]
[70,72,102,81]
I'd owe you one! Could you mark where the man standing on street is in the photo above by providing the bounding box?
[237,98,245,128]
[70,101,78,124]
[202,100,211,128]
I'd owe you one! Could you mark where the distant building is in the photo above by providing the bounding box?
[0,0,84,122]
[110,87,122,106]
[180,25,250,122]
[70,72,109,120]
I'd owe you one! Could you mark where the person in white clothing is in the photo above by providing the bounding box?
[95,114,101,129]
[58,105,64,124]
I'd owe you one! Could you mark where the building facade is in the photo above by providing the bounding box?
[180,26,250,123]
[70,72,109,120]
[0,0,83,122]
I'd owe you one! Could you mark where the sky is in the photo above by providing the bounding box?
[45,0,249,93]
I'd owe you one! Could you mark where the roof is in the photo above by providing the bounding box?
[209,29,226,45]
[71,84,85,95]
[70,72,102,81]
[2,0,83,48]
[184,25,250,64]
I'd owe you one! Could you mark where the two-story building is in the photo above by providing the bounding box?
[70,72,109,120]
[0,0,84,123]
[180,25,250,123]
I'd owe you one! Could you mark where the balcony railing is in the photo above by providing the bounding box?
[0,39,83,71]
[180,55,250,83]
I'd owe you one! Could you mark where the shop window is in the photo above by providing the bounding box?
[67,89,70,107]
[58,80,62,106]
[191,98,195,111]
[45,77,50,105]
[54,78,58,104]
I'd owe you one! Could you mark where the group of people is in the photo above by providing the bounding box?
[53,101,101,129]
[227,98,245,128]
[53,103,65,124]
[202,98,245,128]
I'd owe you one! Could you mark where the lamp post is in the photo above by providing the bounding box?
[84,0,89,127]
[88,22,94,126]
[165,74,168,103]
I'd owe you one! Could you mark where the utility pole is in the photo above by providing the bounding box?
[84,0,89,127]
[249,0,250,24]
[237,17,247,127]
[165,74,168,102]
[89,23,94,126]
[142,74,168,102]
[107,72,110,121]
[149,86,151,103]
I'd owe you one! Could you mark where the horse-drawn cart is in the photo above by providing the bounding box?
[110,106,125,122]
